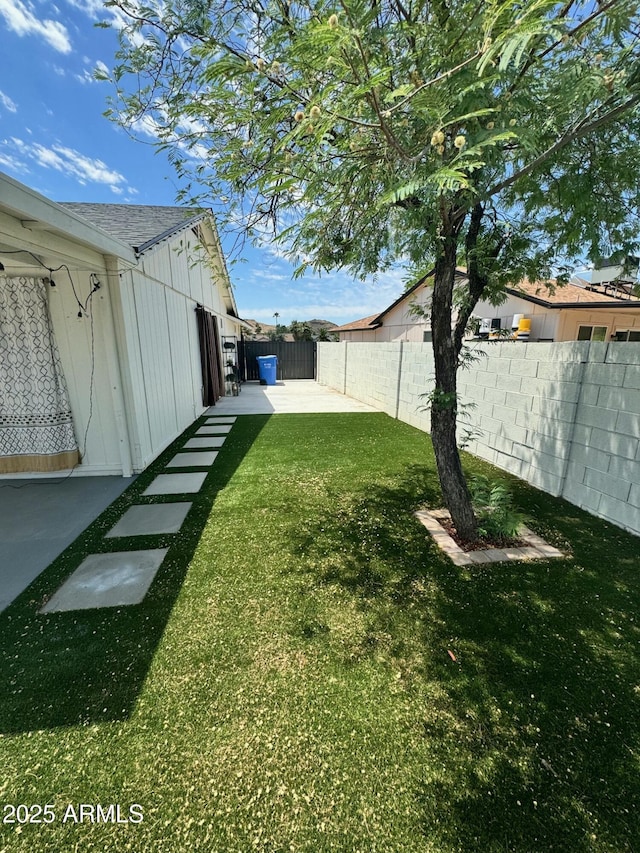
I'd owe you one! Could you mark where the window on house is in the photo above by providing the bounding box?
[423,331,433,343]
[612,329,640,342]
[577,325,608,342]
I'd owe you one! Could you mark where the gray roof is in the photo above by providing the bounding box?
[57,202,204,253]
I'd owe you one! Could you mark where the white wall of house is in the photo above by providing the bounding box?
[0,210,126,477]
[471,293,561,340]
[0,193,241,478]
[111,230,242,473]
[318,340,640,537]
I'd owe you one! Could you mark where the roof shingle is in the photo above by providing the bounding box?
[58,203,203,253]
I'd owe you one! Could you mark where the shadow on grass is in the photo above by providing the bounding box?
[292,465,640,851]
[0,415,270,734]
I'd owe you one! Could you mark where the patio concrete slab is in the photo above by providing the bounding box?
[143,472,208,496]
[206,380,378,415]
[0,475,134,612]
[204,417,236,424]
[166,450,218,467]
[105,503,192,538]
[183,436,226,449]
[40,549,168,612]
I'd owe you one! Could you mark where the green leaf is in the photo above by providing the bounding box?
[384,84,415,103]
[377,179,426,209]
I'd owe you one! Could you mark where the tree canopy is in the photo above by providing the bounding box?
[106,0,640,540]
[107,0,640,280]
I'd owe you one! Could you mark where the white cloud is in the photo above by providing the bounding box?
[245,302,385,323]
[238,265,408,325]
[64,0,151,45]
[0,0,71,52]
[0,90,17,112]
[0,151,28,173]
[129,112,209,161]
[74,59,110,84]
[74,69,94,84]
[7,137,131,193]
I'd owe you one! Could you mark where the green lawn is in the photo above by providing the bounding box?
[1,412,638,852]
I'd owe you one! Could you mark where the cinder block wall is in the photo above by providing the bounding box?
[317,341,640,536]
[343,343,402,417]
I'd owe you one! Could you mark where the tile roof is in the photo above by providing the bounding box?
[332,313,383,332]
[57,203,204,253]
[328,272,640,337]
[508,279,640,306]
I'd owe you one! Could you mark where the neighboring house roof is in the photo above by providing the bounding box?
[334,267,467,332]
[333,313,383,333]
[58,203,203,254]
[507,279,640,308]
[336,270,640,333]
[0,171,136,263]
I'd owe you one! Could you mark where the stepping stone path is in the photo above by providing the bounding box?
[106,503,192,538]
[40,416,237,613]
[41,550,168,612]
[166,450,219,468]
[183,436,227,449]
[142,472,208,496]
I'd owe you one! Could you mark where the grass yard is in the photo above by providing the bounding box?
[0,412,638,852]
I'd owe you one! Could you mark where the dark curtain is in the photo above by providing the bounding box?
[195,306,224,406]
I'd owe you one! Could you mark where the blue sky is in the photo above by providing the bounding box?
[0,0,407,325]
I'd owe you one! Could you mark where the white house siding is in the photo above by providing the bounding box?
[126,269,180,467]
[471,293,561,341]
[0,189,241,478]
[113,231,241,473]
[0,211,124,476]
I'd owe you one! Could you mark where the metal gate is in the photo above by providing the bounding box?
[239,340,317,381]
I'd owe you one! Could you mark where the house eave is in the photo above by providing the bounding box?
[0,171,136,265]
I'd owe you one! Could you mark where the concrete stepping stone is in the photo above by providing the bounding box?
[196,424,233,434]
[40,549,168,612]
[106,503,192,538]
[143,472,208,496]
[166,450,218,468]
[183,436,226,449]
[204,417,236,424]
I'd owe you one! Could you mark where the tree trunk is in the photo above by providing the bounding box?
[429,207,478,543]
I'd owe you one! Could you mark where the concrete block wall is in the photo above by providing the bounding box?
[396,343,433,432]
[316,341,347,394]
[342,343,403,417]
[317,341,640,536]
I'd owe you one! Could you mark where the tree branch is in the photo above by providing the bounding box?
[486,93,640,198]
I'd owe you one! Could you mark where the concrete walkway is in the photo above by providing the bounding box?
[0,381,375,612]
[206,380,377,415]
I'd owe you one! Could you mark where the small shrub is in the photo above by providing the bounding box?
[470,475,524,542]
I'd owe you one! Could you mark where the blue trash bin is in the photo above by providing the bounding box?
[256,355,278,385]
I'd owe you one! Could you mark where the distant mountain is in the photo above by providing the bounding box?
[306,319,339,333]
[242,318,338,340]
